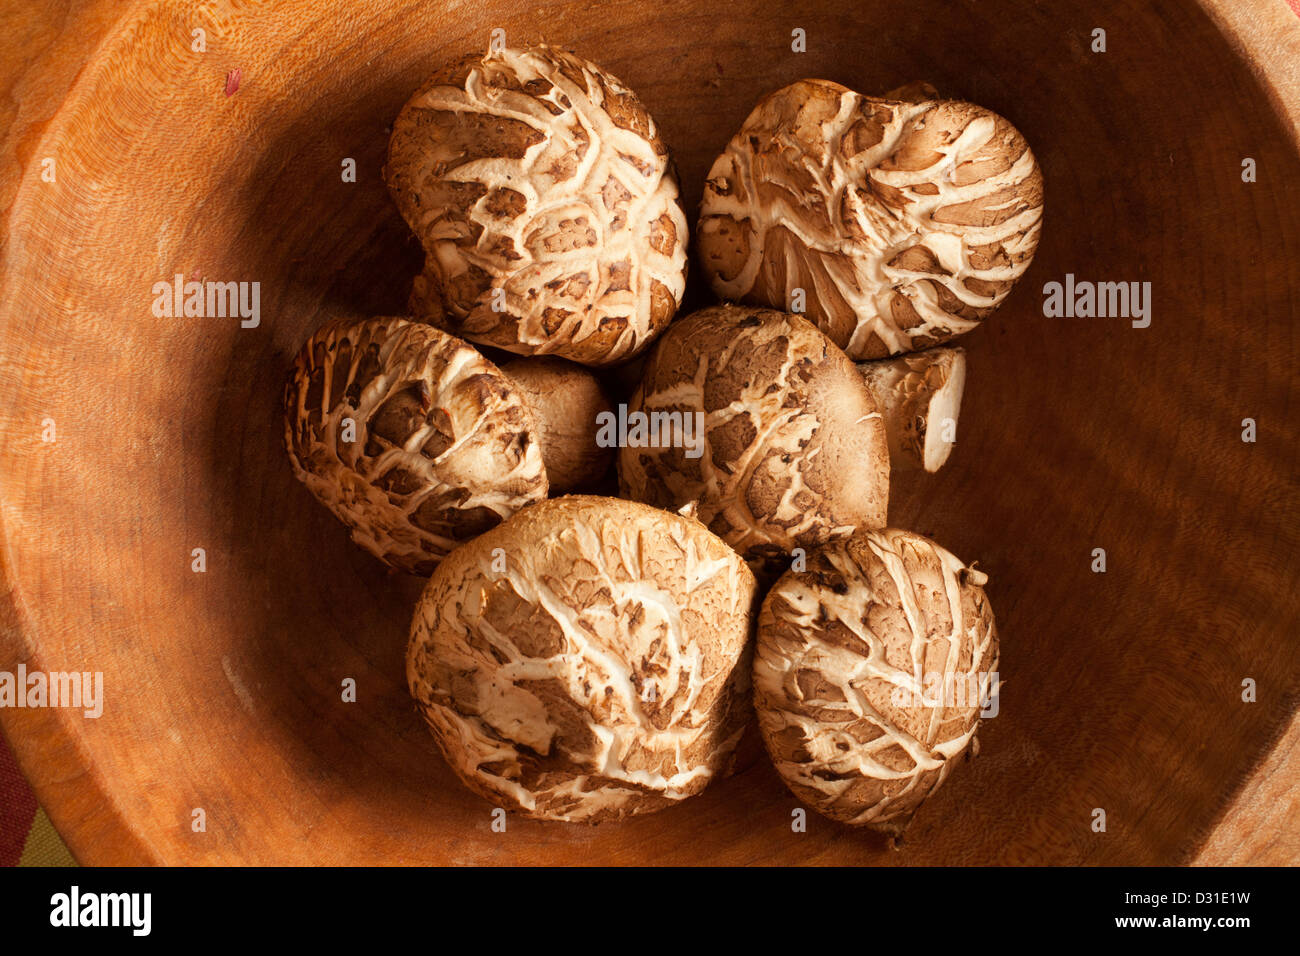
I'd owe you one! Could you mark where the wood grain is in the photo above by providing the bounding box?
[1195,711,1300,865]
[0,0,1297,865]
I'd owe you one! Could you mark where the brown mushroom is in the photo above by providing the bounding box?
[698,79,1044,358]
[406,495,757,822]
[754,527,999,833]
[283,316,547,575]
[499,357,615,493]
[858,346,967,473]
[618,305,890,577]
[386,45,689,366]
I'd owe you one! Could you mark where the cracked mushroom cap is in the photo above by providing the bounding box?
[406,495,757,823]
[698,79,1044,359]
[618,305,890,576]
[754,528,999,832]
[386,44,688,366]
[283,316,548,575]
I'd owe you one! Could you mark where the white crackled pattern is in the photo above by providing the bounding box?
[407,497,757,822]
[389,46,688,365]
[700,80,1043,358]
[754,528,999,829]
[284,316,547,575]
[619,306,889,571]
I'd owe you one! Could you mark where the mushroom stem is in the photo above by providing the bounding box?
[501,357,615,493]
[857,346,967,473]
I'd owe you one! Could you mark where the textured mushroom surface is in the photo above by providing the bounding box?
[754,528,999,831]
[500,356,615,492]
[698,79,1044,359]
[407,496,757,822]
[283,316,547,575]
[386,45,688,366]
[618,305,889,575]
[858,345,967,473]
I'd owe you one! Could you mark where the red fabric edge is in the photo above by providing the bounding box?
[0,732,39,866]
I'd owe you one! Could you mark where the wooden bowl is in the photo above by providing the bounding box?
[2,0,1298,865]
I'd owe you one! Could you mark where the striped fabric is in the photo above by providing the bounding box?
[0,732,75,867]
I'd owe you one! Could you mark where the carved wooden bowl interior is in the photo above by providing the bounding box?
[1,0,1298,864]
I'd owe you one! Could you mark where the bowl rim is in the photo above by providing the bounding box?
[1,0,1298,867]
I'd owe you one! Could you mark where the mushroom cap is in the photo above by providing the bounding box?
[386,44,688,366]
[283,316,548,575]
[618,305,890,575]
[407,495,758,822]
[754,528,999,831]
[500,356,615,492]
[698,79,1044,359]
